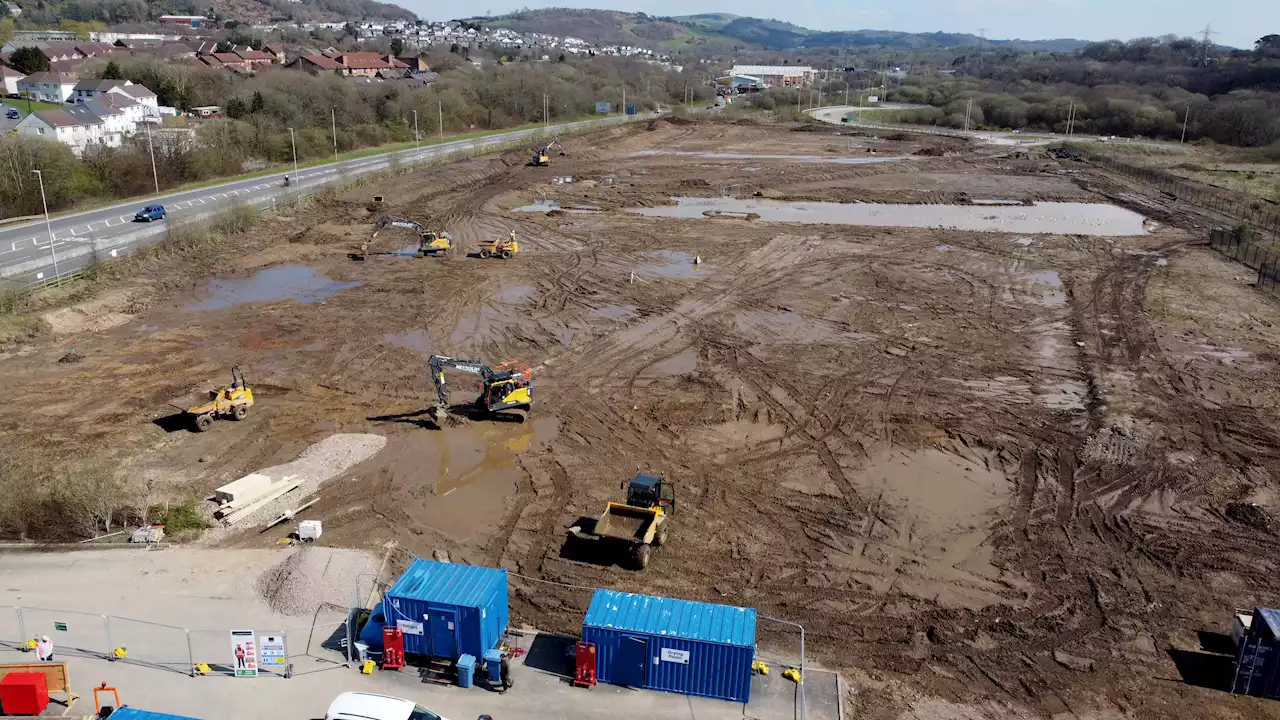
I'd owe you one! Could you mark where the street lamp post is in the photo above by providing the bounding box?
[332,108,338,157]
[287,127,299,189]
[31,170,59,279]
[438,100,443,141]
[412,109,419,149]
[145,123,159,194]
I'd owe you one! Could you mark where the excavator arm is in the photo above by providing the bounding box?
[427,354,533,422]
[355,215,450,259]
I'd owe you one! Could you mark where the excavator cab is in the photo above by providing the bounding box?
[418,231,452,257]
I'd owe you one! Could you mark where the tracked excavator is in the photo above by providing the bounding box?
[352,215,452,260]
[531,138,560,167]
[428,354,533,424]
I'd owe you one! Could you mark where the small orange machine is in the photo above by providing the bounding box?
[382,626,405,670]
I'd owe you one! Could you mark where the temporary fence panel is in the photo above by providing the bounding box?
[186,610,349,678]
[383,560,508,660]
[582,589,756,703]
[0,607,24,651]
[16,607,110,660]
[104,616,192,674]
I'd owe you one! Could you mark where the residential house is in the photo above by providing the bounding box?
[17,72,77,102]
[285,54,342,73]
[146,42,198,60]
[396,55,430,72]
[70,78,131,104]
[191,105,221,118]
[328,52,407,77]
[233,47,274,66]
[260,44,285,63]
[113,84,159,116]
[0,66,23,95]
[200,53,254,71]
[15,106,106,154]
[82,97,133,144]
[73,42,117,57]
[49,59,87,74]
[399,71,439,89]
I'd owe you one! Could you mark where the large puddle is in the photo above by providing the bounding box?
[627,150,910,165]
[631,198,1149,236]
[513,200,600,214]
[633,250,708,279]
[190,265,360,311]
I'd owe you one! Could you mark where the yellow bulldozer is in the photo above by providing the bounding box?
[184,366,254,431]
[477,232,519,260]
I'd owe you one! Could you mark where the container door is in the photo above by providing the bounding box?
[614,635,647,688]
[429,608,459,658]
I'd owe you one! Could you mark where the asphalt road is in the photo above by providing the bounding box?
[0,114,636,284]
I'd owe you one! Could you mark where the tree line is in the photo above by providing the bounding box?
[0,55,710,217]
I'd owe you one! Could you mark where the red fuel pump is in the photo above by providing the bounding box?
[382,626,405,670]
[573,641,597,688]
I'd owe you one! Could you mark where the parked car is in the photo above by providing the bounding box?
[134,205,166,222]
[325,692,448,720]
[4,108,18,120]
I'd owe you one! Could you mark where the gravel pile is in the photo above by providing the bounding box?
[256,546,377,616]
[199,434,386,544]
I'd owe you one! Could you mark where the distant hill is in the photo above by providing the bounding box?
[465,8,1086,53]
[6,0,415,27]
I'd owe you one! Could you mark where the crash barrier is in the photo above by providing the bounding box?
[0,604,351,678]
[1208,227,1280,299]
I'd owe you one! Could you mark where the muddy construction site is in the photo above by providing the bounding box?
[4,118,1280,719]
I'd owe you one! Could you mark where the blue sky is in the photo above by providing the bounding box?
[401,0,1269,49]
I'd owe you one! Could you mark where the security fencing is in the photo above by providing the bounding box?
[1064,145,1280,239]
[0,604,354,678]
[1208,227,1280,298]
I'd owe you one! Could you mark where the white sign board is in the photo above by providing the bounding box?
[230,629,258,677]
[660,648,690,664]
[397,619,424,636]
[867,95,879,103]
[258,634,287,669]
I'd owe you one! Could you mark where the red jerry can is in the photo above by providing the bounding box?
[573,641,597,688]
[382,625,406,670]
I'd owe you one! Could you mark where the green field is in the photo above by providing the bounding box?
[1,98,65,115]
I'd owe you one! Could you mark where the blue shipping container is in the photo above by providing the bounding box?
[1234,607,1280,699]
[384,560,508,660]
[109,709,202,720]
[582,589,755,703]
[625,104,638,115]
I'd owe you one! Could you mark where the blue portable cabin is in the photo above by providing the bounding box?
[582,589,756,703]
[109,709,202,720]
[1234,607,1280,699]
[382,560,509,661]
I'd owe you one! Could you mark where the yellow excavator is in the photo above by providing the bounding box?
[353,215,452,260]
[183,366,254,432]
[428,354,532,423]
[531,138,560,167]
[477,231,519,259]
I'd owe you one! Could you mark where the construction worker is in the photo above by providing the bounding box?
[499,653,512,693]
[35,635,53,662]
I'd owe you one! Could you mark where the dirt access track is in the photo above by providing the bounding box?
[4,118,1280,719]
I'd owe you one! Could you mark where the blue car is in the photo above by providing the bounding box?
[134,204,166,222]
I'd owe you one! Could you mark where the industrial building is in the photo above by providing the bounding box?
[728,64,816,87]
[582,589,757,702]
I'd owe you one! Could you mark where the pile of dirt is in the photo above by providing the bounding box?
[255,546,376,615]
[1225,502,1274,532]
[914,146,948,157]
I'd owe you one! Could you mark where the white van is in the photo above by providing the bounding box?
[325,692,450,720]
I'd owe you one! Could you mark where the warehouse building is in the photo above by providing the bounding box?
[582,589,756,702]
[729,64,816,88]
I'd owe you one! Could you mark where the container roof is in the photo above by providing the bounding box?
[1256,607,1280,639]
[109,708,202,720]
[584,590,756,647]
[386,559,507,607]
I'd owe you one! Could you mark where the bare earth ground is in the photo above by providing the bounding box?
[3,119,1280,719]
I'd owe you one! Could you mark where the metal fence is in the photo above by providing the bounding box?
[1208,227,1280,298]
[0,604,353,678]
[1065,145,1280,238]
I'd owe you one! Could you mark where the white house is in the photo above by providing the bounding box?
[0,66,23,95]
[70,78,130,104]
[14,106,106,155]
[84,95,139,142]
[112,83,159,116]
[16,72,77,102]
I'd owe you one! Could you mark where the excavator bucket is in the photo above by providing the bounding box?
[428,404,468,427]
